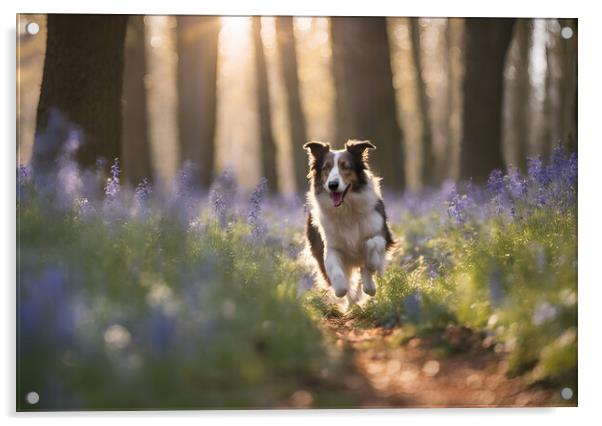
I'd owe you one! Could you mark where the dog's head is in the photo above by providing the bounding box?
[303,139,376,207]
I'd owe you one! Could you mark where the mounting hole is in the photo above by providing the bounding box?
[560,387,573,400]
[25,22,40,36]
[560,26,573,40]
[25,391,39,405]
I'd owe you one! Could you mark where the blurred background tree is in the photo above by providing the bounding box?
[331,17,405,190]
[460,18,515,183]
[122,15,152,185]
[32,14,128,173]
[176,16,220,188]
[18,14,578,193]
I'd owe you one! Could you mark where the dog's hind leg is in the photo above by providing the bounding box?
[324,248,349,298]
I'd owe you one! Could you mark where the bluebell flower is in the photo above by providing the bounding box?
[487,169,505,196]
[488,267,505,307]
[209,170,237,227]
[532,301,559,326]
[104,158,121,199]
[247,177,268,243]
[147,308,176,359]
[404,291,422,323]
[447,185,469,224]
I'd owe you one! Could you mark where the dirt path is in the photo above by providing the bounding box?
[322,316,566,408]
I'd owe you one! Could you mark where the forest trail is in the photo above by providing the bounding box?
[322,316,563,408]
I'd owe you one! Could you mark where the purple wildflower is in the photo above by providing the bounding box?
[209,170,237,227]
[532,301,558,326]
[487,169,505,196]
[147,308,176,359]
[247,177,268,243]
[447,185,469,224]
[488,267,505,306]
[135,178,152,203]
[104,158,121,200]
[404,291,422,323]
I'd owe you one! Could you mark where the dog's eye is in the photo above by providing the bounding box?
[340,162,350,170]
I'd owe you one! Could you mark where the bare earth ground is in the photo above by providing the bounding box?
[299,316,575,409]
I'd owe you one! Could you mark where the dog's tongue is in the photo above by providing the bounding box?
[330,191,344,207]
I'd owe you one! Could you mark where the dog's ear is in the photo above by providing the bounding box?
[345,140,376,162]
[303,141,331,159]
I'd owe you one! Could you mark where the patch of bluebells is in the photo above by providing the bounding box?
[442,146,577,227]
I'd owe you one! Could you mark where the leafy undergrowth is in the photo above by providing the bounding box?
[17,118,577,409]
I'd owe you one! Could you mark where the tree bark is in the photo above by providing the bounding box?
[409,18,436,187]
[176,16,220,188]
[558,18,577,153]
[330,17,405,190]
[460,18,515,182]
[122,15,152,185]
[512,19,533,170]
[276,16,309,193]
[252,17,279,192]
[34,14,128,172]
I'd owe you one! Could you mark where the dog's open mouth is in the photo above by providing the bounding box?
[330,185,349,207]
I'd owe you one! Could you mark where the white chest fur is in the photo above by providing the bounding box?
[310,184,383,264]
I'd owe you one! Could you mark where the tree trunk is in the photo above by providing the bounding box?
[176,16,220,188]
[409,18,436,188]
[252,17,279,192]
[460,18,515,182]
[542,20,560,159]
[512,19,533,170]
[276,16,309,193]
[122,15,152,185]
[33,14,128,172]
[330,17,405,190]
[558,18,577,153]
[443,18,464,181]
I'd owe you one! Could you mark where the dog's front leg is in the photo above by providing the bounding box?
[365,235,386,275]
[361,267,376,296]
[324,247,349,298]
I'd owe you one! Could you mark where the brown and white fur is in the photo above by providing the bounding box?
[304,140,395,300]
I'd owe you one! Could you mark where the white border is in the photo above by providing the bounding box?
[4,0,601,425]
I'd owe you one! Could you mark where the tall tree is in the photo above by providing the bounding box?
[330,17,405,190]
[252,17,279,192]
[460,18,515,182]
[442,18,464,181]
[176,16,220,188]
[542,20,562,158]
[511,19,533,170]
[409,18,436,187]
[276,16,308,193]
[122,15,152,185]
[33,14,128,171]
[558,18,577,153]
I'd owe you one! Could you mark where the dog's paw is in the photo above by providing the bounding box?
[362,281,376,296]
[334,286,348,298]
[330,273,349,298]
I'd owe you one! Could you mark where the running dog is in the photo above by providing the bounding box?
[304,140,395,299]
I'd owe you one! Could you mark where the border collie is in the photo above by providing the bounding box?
[304,139,395,299]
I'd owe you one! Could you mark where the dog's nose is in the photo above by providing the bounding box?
[328,181,339,191]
